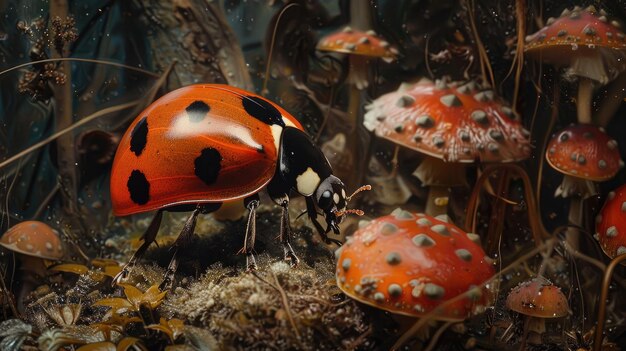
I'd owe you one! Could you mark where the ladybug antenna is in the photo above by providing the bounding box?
[334,209,365,218]
[347,184,372,202]
[261,2,301,96]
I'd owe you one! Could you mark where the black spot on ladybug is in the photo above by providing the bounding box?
[194,148,222,185]
[130,117,148,156]
[257,145,265,154]
[127,170,150,205]
[242,96,285,127]
[186,100,210,122]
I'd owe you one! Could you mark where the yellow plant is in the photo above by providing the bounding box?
[76,337,146,351]
[94,284,167,312]
[147,317,185,343]
[90,310,142,340]
[49,260,121,282]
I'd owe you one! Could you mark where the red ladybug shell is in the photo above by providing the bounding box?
[110,84,303,216]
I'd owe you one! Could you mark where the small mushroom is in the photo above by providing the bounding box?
[506,278,569,345]
[364,78,531,215]
[0,221,64,311]
[317,28,397,89]
[317,27,397,189]
[545,124,622,249]
[336,210,495,320]
[595,184,626,259]
[525,7,626,124]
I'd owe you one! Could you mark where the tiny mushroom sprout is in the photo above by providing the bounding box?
[335,209,495,321]
[506,278,569,345]
[525,5,626,124]
[364,77,531,215]
[595,183,626,259]
[545,124,623,247]
[0,221,64,311]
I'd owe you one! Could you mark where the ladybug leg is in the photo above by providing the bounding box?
[305,196,342,246]
[278,198,300,267]
[112,209,163,285]
[242,195,260,271]
[159,205,203,290]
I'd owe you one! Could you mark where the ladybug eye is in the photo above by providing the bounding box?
[318,190,332,208]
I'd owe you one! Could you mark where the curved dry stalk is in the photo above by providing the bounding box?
[534,78,559,227]
[390,237,558,350]
[597,71,626,127]
[261,2,300,96]
[465,0,495,87]
[0,60,175,171]
[464,164,548,253]
[0,57,161,78]
[502,0,526,111]
[0,101,138,170]
[593,254,626,351]
[423,322,454,351]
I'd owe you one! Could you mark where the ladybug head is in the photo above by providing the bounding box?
[315,175,347,234]
[315,176,371,234]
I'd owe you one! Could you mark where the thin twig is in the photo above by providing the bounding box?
[593,254,626,351]
[0,101,138,170]
[424,322,454,351]
[261,3,300,96]
[251,271,302,342]
[0,57,161,78]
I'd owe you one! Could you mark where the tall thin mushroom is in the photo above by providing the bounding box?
[365,78,531,215]
[317,27,397,188]
[525,5,626,124]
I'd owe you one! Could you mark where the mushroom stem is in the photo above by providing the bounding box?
[349,0,373,30]
[597,71,626,127]
[15,255,46,312]
[577,77,594,124]
[426,186,450,216]
[565,195,583,251]
[345,55,371,189]
[524,317,545,345]
[556,175,597,251]
[413,156,467,216]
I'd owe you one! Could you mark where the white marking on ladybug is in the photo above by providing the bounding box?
[270,124,284,150]
[169,115,264,151]
[296,167,321,196]
[333,193,340,204]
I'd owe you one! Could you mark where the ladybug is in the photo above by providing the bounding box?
[110,84,367,288]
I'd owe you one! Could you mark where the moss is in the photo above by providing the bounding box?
[161,256,376,350]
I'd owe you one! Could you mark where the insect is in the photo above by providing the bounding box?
[109,84,368,289]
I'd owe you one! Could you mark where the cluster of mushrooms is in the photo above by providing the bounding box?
[329,3,626,348]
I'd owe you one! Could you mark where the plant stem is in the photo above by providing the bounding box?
[594,254,626,351]
[577,77,593,124]
[565,196,583,251]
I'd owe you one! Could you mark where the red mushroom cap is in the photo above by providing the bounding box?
[0,221,64,260]
[505,278,569,318]
[317,27,397,60]
[336,209,495,320]
[364,78,531,163]
[545,124,622,181]
[525,6,626,84]
[595,184,626,259]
